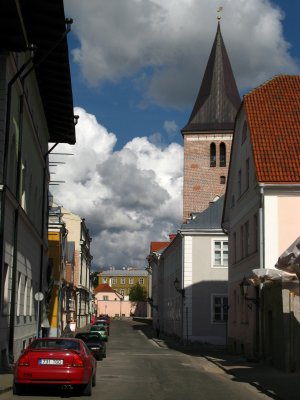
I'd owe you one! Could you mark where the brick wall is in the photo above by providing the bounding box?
[183,132,232,221]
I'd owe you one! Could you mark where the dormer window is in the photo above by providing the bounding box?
[210,143,216,167]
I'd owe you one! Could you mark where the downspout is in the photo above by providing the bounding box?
[181,233,185,344]
[258,184,265,359]
[78,221,83,328]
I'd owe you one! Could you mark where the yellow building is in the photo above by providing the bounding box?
[98,269,149,299]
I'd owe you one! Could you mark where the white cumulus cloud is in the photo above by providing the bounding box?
[50,107,183,268]
[65,0,299,108]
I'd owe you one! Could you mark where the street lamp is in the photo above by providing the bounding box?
[173,277,185,297]
[147,297,158,310]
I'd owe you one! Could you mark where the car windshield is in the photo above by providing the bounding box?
[30,339,80,351]
[91,326,105,331]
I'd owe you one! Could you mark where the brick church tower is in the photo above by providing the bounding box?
[182,21,240,221]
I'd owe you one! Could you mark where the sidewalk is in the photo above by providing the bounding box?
[139,323,300,400]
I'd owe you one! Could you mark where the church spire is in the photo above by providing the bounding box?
[182,21,240,134]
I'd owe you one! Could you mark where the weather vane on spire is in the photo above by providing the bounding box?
[217,6,223,21]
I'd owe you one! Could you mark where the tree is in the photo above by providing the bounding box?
[129,283,147,302]
[90,271,99,289]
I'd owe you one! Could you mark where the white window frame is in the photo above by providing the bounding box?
[211,294,228,323]
[111,278,117,284]
[212,240,228,267]
[139,278,144,285]
[102,278,108,284]
[120,278,126,285]
[129,278,134,284]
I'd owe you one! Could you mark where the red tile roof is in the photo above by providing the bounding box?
[94,283,115,293]
[150,242,170,253]
[244,75,300,183]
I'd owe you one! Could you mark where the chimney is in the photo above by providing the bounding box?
[169,233,176,241]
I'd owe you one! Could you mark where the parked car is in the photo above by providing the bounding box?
[94,320,110,334]
[13,338,97,396]
[90,325,108,341]
[75,332,107,360]
[98,314,111,325]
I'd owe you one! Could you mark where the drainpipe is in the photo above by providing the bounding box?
[258,184,265,359]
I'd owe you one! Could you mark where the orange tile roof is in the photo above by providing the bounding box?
[244,75,300,183]
[94,283,115,293]
[150,242,170,253]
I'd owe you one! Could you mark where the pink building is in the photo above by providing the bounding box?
[94,284,137,318]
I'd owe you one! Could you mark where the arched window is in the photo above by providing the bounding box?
[210,143,216,167]
[220,143,226,167]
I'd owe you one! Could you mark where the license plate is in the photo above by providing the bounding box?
[38,359,64,365]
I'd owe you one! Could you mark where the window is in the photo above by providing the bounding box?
[212,295,228,322]
[213,241,228,267]
[242,121,247,143]
[103,295,109,301]
[121,278,126,284]
[2,263,9,316]
[139,278,144,285]
[220,176,226,184]
[219,143,226,167]
[240,225,244,259]
[253,214,258,252]
[233,232,237,264]
[210,143,216,167]
[24,277,28,316]
[245,221,250,257]
[238,169,241,197]
[129,278,134,284]
[245,158,250,189]
[120,289,125,297]
[102,278,107,283]
[111,278,117,284]
[29,284,33,317]
[17,273,21,317]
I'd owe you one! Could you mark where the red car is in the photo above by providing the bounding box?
[13,338,97,396]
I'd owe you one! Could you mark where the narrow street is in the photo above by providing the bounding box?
[2,319,271,400]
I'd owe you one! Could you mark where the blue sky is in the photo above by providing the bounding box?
[50,0,300,270]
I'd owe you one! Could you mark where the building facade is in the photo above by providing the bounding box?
[0,2,75,367]
[61,208,93,329]
[222,75,300,368]
[98,268,149,300]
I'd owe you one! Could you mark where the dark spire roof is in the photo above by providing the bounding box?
[182,22,240,134]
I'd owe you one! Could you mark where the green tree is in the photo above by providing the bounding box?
[90,271,99,289]
[129,283,147,302]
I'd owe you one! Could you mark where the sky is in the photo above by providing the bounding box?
[49,0,300,271]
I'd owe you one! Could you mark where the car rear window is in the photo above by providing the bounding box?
[31,340,80,351]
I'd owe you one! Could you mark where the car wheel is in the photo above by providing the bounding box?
[13,382,22,395]
[92,370,96,387]
[82,377,92,396]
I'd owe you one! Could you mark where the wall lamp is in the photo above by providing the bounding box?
[239,276,259,307]
[173,277,185,297]
[147,297,158,310]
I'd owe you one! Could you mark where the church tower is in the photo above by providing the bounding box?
[182,21,240,221]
